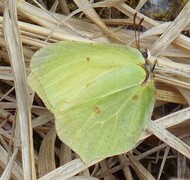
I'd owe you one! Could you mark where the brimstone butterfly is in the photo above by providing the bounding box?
[27,41,155,163]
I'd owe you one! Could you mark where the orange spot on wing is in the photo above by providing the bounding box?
[133,95,139,100]
[94,107,101,114]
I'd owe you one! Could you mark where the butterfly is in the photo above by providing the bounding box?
[27,41,156,163]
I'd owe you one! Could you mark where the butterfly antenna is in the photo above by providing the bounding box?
[137,17,144,51]
[133,13,138,49]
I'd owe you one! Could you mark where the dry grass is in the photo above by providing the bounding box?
[0,0,190,179]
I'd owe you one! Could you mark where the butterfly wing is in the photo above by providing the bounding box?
[28,41,155,162]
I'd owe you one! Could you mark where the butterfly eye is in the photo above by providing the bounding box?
[141,48,151,59]
[141,51,148,59]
